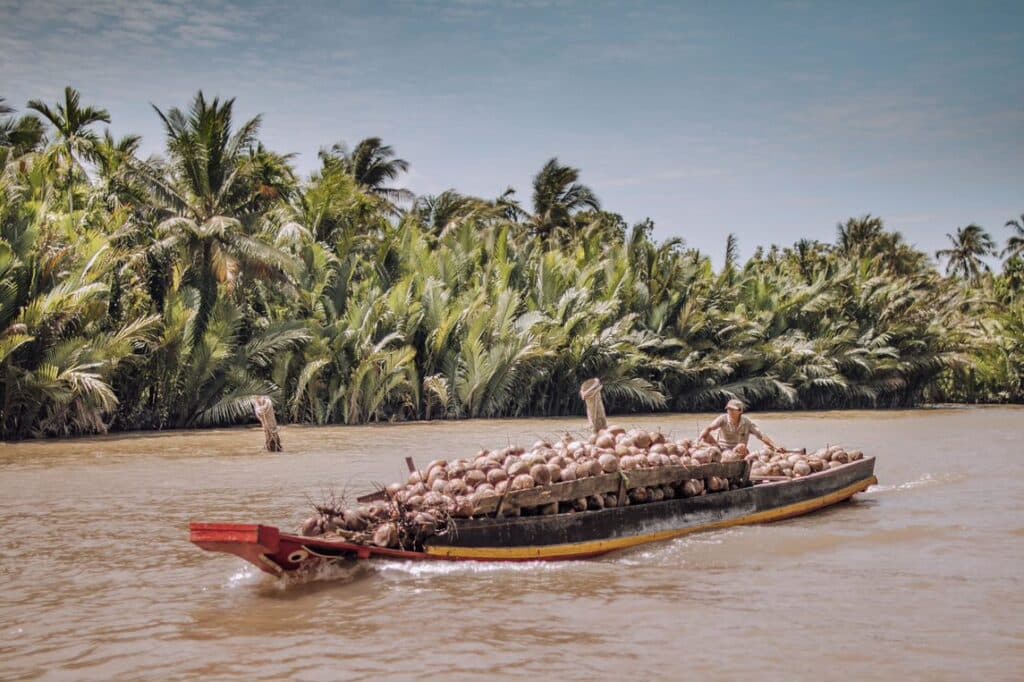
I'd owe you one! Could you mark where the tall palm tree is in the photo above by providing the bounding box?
[836,214,885,257]
[1003,213,1024,262]
[146,91,296,343]
[936,224,996,284]
[319,137,412,204]
[530,157,600,239]
[26,87,110,213]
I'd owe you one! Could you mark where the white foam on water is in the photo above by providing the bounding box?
[224,566,263,589]
[376,556,582,578]
[866,472,967,495]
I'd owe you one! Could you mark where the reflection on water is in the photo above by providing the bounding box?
[1,408,1022,680]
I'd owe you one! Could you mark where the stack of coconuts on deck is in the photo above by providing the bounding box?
[299,427,864,549]
[746,445,864,479]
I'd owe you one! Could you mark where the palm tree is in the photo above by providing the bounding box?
[936,224,996,284]
[836,215,885,256]
[1003,213,1024,262]
[412,189,500,235]
[319,137,412,204]
[145,92,296,343]
[26,87,110,213]
[530,158,600,240]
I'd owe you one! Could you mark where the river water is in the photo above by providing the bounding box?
[1,408,1022,680]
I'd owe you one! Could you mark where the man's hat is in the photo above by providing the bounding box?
[725,398,744,411]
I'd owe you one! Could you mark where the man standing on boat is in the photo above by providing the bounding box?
[699,399,782,454]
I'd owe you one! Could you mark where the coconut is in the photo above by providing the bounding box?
[606,425,626,436]
[429,478,449,494]
[650,487,665,502]
[408,471,423,486]
[372,523,398,548]
[682,480,699,497]
[664,442,679,456]
[595,433,616,449]
[793,460,812,477]
[300,516,320,536]
[598,453,620,473]
[483,469,507,489]
[531,440,551,451]
[632,430,653,449]
[539,502,559,515]
[405,495,425,510]
[572,498,589,512]
[677,438,693,450]
[832,450,849,464]
[465,469,487,488]
[707,447,722,463]
[848,449,864,461]
[510,474,535,491]
[523,452,546,468]
[507,460,531,477]
[425,458,448,472]
[560,464,577,482]
[530,463,552,486]
[546,463,562,483]
[629,487,649,504]
[423,491,446,507]
[787,453,803,466]
[649,443,668,455]
[567,440,586,454]
[587,495,605,510]
[603,493,619,508]
[692,450,711,465]
[828,460,845,469]
[662,485,676,500]
[413,512,437,535]
[502,454,521,470]
[451,497,475,518]
[448,478,469,496]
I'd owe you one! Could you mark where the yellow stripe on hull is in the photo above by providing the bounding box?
[424,475,877,560]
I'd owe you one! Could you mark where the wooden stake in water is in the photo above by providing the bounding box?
[253,396,282,452]
[580,378,607,435]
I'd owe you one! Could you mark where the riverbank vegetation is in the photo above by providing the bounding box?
[0,88,1021,439]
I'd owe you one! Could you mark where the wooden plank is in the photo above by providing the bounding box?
[472,460,748,514]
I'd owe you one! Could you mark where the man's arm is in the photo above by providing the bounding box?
[699,415,724,447]
[748,421,780,451]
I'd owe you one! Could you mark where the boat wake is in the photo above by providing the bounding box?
[866,472,966,495]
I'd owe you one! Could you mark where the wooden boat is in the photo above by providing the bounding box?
[190,456,876,577]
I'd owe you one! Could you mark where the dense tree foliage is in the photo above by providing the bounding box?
[0,88,1021,439]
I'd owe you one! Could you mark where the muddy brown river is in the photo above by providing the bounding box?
[1,408,1022,680]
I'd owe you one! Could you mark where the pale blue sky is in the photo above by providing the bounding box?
[2,0,1022,263]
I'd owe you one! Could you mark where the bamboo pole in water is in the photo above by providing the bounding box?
[253,396,282,452]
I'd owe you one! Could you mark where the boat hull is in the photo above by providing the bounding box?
[190,457,876,575]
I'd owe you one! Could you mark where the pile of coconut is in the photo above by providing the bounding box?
[299,426,753,548]
[747,446,864,480]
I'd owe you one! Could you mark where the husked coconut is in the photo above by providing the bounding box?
[510,474,535,491]
[572,498,588,512]
[300,516,320,536]
[587,495,605,510]
[603,494,619,508]
[508,461,531,477]
[598,453,620,473]
[651,487,665,502]
[431,479,450,494]
[560,464,577,481]
[632,430,653,449]
[649,443,668,455]
[595,433,616,449]
[848,450,864,461]
[465,469,487,488]
[487,468,508,486]
[546,463,562,483]
[530,463,552,485]
[793,460,811,477]
[448,478,469,496]
[372,523,398,548]
[408,471,423,486]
